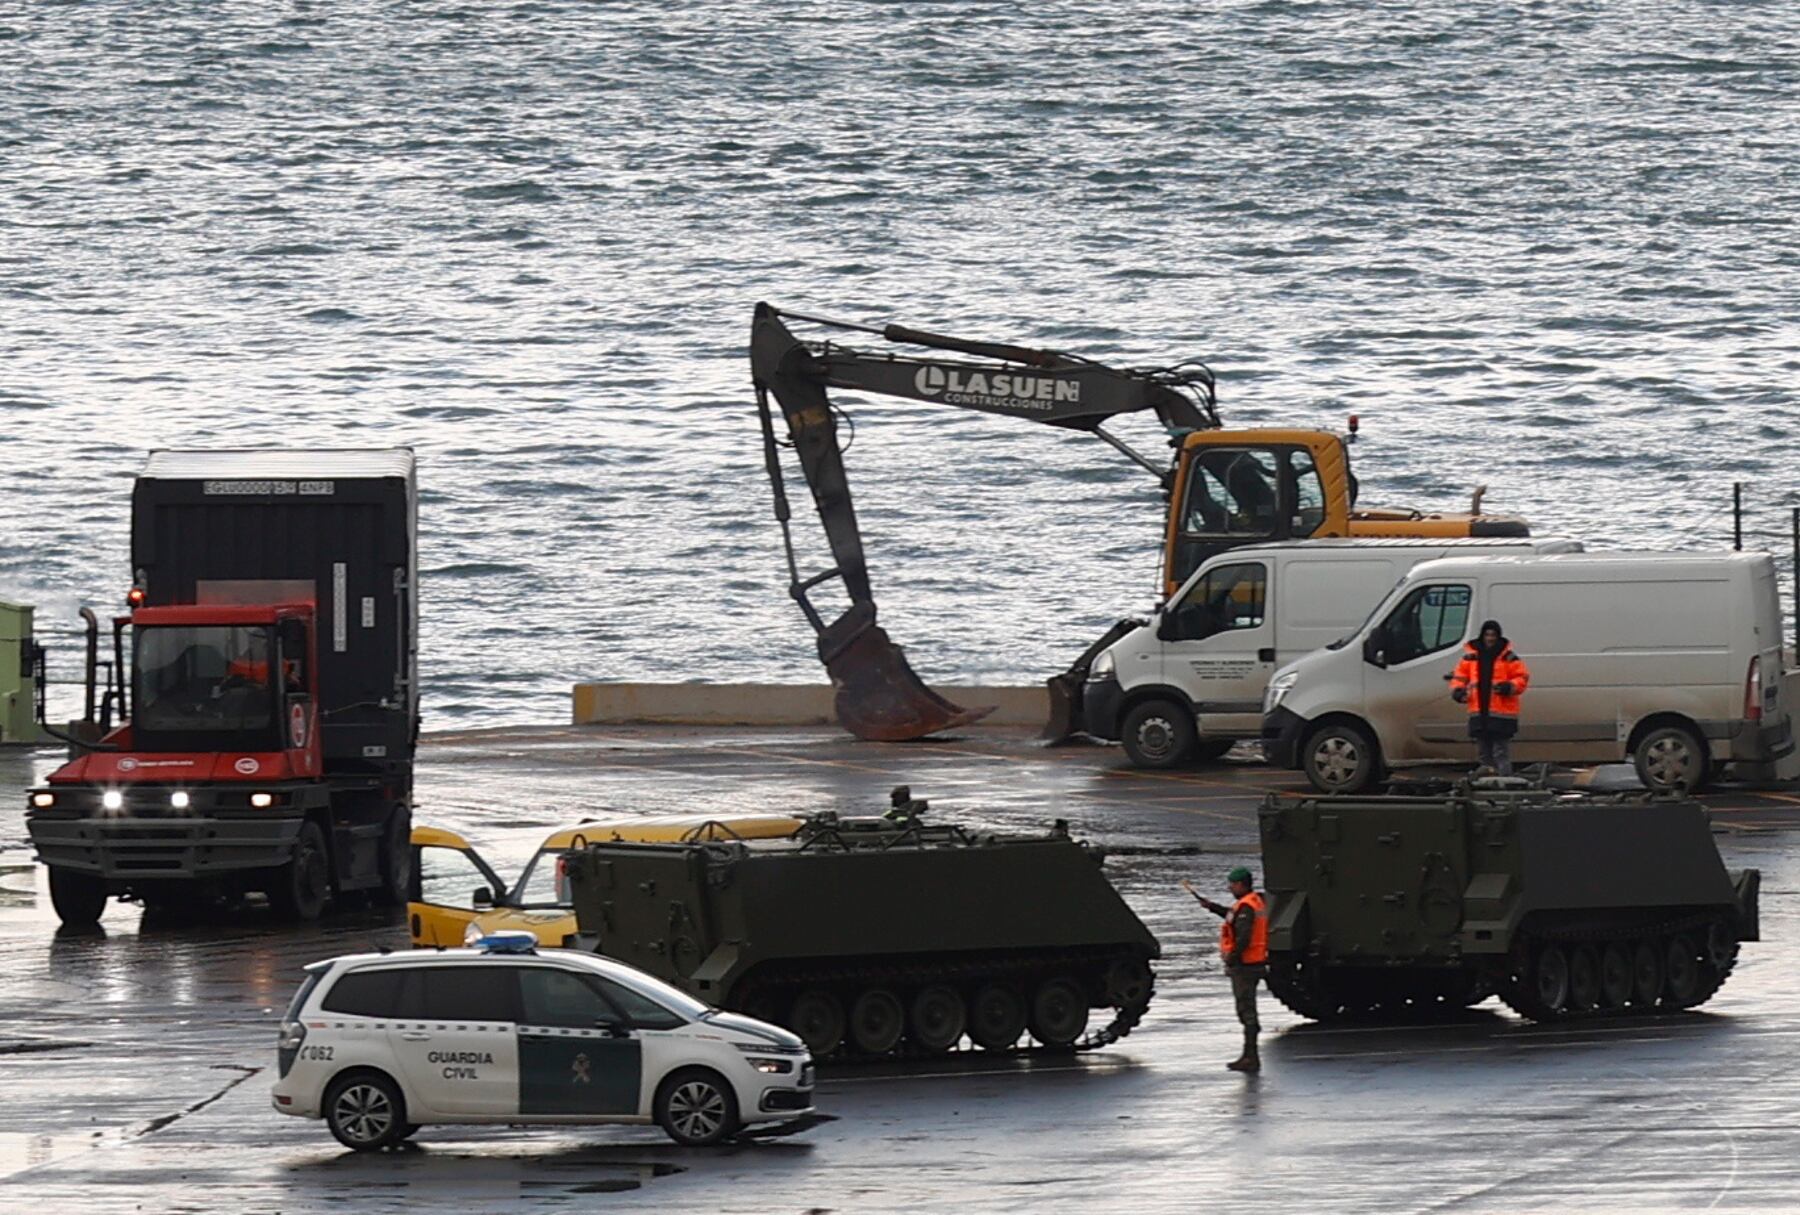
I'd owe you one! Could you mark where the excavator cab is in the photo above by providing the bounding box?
[1164,435,1349,591]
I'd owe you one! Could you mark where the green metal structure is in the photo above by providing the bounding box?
[0,601,48,745]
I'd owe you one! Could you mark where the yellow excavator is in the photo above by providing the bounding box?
[751,303,1528,742]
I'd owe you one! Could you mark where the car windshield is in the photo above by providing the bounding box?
[135,625,276,737]
[511,848,572,909]
[596,964,711,1021]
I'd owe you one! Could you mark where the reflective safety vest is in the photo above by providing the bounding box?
[1220,891,1268,965]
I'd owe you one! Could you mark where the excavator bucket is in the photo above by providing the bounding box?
[822,608,994,741]
[1039,617,1139,745]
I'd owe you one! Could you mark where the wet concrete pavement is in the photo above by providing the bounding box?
[3,726,1799,1212]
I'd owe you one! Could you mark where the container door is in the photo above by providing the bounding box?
[1160,559,1272,738]
[1366,582,1475,761]
[517,967,642,1117]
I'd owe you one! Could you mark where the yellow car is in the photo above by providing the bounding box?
[407,814,805,948]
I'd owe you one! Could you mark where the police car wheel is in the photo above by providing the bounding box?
[654,1067,740,1147]
[324,1072,408,1151]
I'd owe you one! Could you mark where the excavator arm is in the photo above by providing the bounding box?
[751,302,1217,741]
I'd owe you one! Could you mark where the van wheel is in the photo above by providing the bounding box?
[1634,725,1710,793]
[269,822,331,921]
[654,1067,740,1146]
[1120,699,1196,769]
[325,1072,408,1151]
[48,867,108,927]
[1303,721,1381,793]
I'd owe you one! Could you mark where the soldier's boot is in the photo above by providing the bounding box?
[1226,1028,1260,1073]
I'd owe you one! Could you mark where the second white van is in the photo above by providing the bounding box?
[1082,538,1579,767]
[1263,551,1793,792]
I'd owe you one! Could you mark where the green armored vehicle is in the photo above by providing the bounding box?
[1258,783,1760,1022]
[562,791,1159,1059]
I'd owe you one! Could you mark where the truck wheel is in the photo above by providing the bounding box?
[654,1067,740,1147]
[270,822,330,922]
[1120,700,1196,769]
[1302,721,1381,793]
[373,809,412,907]
[1633,725,1710,793]
[48,867,107,927]
[325,1071,408,1151]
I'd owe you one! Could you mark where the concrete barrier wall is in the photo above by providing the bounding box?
[572,683,1050,727]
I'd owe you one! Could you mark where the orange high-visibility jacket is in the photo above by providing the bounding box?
[1450,642,1529,720]
[1221,891,1268,965]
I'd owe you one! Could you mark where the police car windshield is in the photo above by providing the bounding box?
[601,965,710,1020]
[511,848,571,909]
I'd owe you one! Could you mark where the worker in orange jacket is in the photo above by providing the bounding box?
[1449,619,1530,776]
[1182,866,1268,1073]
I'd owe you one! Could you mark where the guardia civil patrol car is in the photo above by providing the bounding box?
[271,934,814,1149]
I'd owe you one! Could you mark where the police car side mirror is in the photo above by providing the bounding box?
[595,1017,631,1038]
[472,886,494,909]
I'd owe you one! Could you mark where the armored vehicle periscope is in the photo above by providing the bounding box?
[563,790,1159,1059]
[1258,782,1760,1022]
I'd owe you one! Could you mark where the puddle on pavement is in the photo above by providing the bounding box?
[0,1130,107,1180]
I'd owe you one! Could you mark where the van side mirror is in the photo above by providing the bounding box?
[1362,635,1387,668]
[1156,612,1177,642]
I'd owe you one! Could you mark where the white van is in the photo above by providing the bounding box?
[1083,538,1579,767]
[1264,551,1793,793]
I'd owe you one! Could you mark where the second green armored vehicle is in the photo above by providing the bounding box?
[562,790,1159,1058]
[1258,782,1760,1022]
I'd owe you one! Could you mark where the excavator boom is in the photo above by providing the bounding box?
[751,302,1215,741]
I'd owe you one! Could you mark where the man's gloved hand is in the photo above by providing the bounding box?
[1451,686,1468,703]
[1495,681,1516,696]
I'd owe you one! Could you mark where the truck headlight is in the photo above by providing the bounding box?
[102,790,124,811]
[1087,650,1116,683]
[250,792,274,808]
[1265,670,1300,712]
[30,792,54,809]
[170,791,191,810]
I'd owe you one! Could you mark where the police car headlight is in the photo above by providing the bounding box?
[30,792,54,809]
[101,790,124,811]
[249,792,274,809]
[169,791,191,810]
[1264,670,1300,712]
[1087,650,1116,683]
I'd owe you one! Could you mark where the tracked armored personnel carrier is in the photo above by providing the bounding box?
[1258,782,1760,1022]
[563,791,1159,1058]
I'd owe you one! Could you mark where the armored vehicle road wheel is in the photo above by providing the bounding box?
[908,986,966,1054]
[1302,721,1381,793]
[1503,943,1571,1020]
[1029,977,1089,1047]
[1568,946,1601,1012]
[789,990,845,1057]
[969,982,1027,1051]
[270,822,330,922]
[1121,699,1196,769]
[849,989,904,1055]
[655,1067,740,1147]
[1663,934,1703,1006]
[1633,724,1710,793]
[1630,940,1664,1007]
[1705,921,1739,972]
[325,1071,408,1151]
[1599,943,1633,1009]
[48,867,107,928]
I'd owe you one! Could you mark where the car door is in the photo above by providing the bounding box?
[1364,582,1475,761]
[516,965,644,1118]
[408,827,509,947]
[1159,559,1272,737]
[385,964,521,1117]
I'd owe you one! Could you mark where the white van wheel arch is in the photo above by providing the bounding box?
[1632,721,1710,792]
[1303,719,1382,793]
